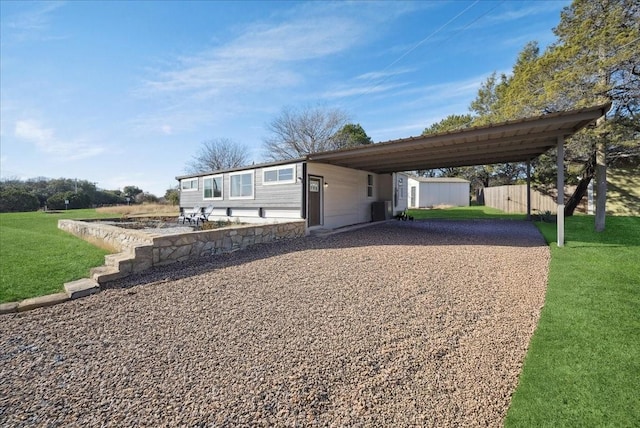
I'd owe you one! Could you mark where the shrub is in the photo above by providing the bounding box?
[0,189,40,212]
[47,191,92,210]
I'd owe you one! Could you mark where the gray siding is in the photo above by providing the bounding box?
[179,162,303,212]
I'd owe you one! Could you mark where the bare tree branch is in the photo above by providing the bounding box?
[186,138,249,174]
[262,105,351,161]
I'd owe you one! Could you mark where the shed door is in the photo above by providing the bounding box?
[308,176,322,226]
[410,186,416,208]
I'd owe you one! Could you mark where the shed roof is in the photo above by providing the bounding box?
[409,177,470,183]
[307,104,609,173]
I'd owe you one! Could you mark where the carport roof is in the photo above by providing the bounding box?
[307,104,609,174]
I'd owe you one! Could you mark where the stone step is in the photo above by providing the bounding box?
[17,292,70,312]
[104,252,134,273]
[0,301,19,315]
[64,278,100,299]
[91,266,128,285]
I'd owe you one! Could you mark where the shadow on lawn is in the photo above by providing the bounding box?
[105,219,547,291]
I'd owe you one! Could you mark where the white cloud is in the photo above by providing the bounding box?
[322,82,409,99]
[480,2,566,25]
[4,1,67,42]
[356,68,415,81]
[142,13,366,97]
[14,119,105,161]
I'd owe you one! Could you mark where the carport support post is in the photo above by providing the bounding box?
[526,159,531,220]
[557,136,565,247]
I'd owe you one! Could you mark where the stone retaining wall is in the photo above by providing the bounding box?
[58,219,155,252]
[58,219,306,284]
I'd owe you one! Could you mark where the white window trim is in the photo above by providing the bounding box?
[203,174,223,200]
[262,165,296,185]
[229,171,255,200]
[181,178,198,192]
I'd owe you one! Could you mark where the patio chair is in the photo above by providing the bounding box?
[195,205,214,225]
[177,207,189,224]
[177,206,201,224]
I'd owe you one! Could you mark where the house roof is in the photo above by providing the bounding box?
[307,104,609,174]
[176,158,306,180]
[409,177,470,183]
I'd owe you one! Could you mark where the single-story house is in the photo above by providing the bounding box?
[177,160,408,231]
[176,104,609,243]
[407,177,470,208]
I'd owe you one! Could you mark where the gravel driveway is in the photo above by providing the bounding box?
[0,220,549,427]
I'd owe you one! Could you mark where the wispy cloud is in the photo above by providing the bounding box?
[3,1,67,42]
[481,2,566,25]
[323,82,409,99]
[356,68,415,81]
[134,4,379,134]
[142,14,365,97]
[14,119,105,160]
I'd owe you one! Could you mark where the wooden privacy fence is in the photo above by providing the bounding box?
[478,184,584,214]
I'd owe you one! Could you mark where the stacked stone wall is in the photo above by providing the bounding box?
[58,220,154,253]
[58,220,306,284]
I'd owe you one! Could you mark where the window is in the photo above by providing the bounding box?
[367,174,374,197]
[263,166,295,185]
[203,175,223,199]
[230,171,254,199]
[181,178,198,191]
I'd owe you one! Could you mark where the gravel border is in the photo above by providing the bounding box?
[0,220,549,427]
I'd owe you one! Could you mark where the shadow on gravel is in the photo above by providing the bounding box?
[105,219,547,291]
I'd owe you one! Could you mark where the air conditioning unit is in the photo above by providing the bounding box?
[371,201,391,221]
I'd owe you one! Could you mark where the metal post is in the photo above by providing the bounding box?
[526,159,531,220]
[557,136,565,247]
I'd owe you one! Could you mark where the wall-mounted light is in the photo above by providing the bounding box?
[324,182,329,188]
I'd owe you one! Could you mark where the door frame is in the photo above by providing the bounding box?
[307,175,324,227]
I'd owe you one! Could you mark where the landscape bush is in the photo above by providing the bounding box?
[0,189,40,212]
[47,191,92,210]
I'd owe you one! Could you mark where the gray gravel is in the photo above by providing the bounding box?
[0,220,549,427]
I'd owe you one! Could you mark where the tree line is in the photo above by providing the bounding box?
[0,178,165,212]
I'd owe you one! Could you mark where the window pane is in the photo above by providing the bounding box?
[231,176,240,196]
[264,170,278,182]
[182,179,196,190]
[213,177,222,198]
[231,173,252,197]
[278,168,293,181]
[204,178,212,198]
[242,174,252,196]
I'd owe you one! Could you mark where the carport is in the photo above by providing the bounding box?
[308,104,610,247]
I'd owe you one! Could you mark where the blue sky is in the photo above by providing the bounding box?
[0,0,569,196]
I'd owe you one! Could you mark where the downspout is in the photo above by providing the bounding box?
[301,162,307,221]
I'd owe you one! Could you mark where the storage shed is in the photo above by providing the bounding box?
[407,177,470,208]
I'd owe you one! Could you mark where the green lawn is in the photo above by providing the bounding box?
[408,205,526,220]
[0,209,114,303]
[506,215,640,427]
